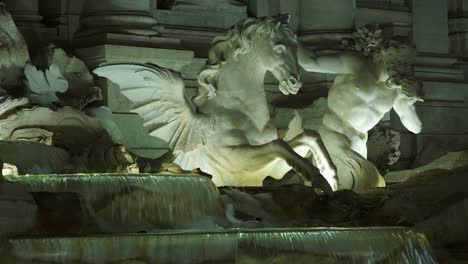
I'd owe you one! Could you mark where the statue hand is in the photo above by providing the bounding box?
[297,42,318,68]
[398,78,424,102]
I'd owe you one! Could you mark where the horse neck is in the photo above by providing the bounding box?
[210,54,272,129]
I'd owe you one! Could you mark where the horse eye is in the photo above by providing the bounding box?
[73,72,82,77]
[274,45,286,54]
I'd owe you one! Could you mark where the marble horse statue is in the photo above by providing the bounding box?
[95,15,337,194]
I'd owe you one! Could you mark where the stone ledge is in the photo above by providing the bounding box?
[75,44,194,71]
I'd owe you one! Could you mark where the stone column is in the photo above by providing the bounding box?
[39,0,83,25]
[298,0,356,47]
[3,0,42,26]
[37,0,84,47]
[412,0,450,54]
[3,0,45,53]
[448,0,468,56]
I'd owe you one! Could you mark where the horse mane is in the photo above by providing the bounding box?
[194,15,293,107]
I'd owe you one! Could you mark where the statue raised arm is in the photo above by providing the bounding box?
[298,42,368,75]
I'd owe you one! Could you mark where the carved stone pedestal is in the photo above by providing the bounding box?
[74,0,180,49]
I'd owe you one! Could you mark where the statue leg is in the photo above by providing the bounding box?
[228,139,333,195]
[350,133,368,158]
[319,126,385,191]
[287,130,339,191]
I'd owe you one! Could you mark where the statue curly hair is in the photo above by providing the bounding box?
[348,25,423,101]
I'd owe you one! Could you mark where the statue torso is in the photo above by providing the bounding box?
[325,71,398,135]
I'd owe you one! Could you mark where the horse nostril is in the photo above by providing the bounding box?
[288,76,299,86]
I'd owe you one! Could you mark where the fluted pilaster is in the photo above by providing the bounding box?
[449,0,468,57]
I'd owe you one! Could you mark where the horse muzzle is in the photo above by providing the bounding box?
[279,76,303,95]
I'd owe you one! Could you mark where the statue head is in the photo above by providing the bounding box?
[196,14,302,106]
[349,25,422,101]
[374,42,423,100]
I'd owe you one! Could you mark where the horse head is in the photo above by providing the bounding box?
[250,14,303,95]
[195,14,303,106]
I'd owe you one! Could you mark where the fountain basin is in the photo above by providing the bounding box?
[2,227,436,263]
[4,173,226,234]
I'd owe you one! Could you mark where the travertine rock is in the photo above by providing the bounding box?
[1,163,17,176]
[367,126,401,172]
[385,150,468,183]
[222,164,468,262]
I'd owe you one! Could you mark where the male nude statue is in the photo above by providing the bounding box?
[297,27,423,191]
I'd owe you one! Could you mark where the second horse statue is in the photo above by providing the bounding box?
[95,15,337,194]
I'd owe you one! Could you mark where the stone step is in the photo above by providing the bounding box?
[1,227,436,264]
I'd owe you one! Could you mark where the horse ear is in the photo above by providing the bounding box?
[275,21,281,30]
[276,13,291,24]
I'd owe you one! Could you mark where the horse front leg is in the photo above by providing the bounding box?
[229,139,333,195]
[287,130,339,191]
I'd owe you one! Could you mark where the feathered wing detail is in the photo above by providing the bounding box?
[24,63,69,105]
[93,64,214,163]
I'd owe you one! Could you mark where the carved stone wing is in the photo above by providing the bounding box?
[93,63,212,155]
[24,63,69,105]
